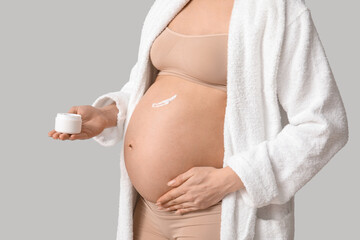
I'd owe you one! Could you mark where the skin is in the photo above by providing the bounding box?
[123,75,245,214]
[48,0,245,216]
[152,0,242,215]
[48,102,245,216]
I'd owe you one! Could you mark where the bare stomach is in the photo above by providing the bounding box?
[124,75,227,203]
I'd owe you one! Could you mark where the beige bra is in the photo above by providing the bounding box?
[150,27,228,92]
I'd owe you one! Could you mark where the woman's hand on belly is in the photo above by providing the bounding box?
[154,166,240,215]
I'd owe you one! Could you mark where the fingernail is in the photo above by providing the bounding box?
[167,180,175,186]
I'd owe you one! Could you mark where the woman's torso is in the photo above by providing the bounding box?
[124,0,234,203]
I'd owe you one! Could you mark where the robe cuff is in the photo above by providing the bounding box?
[91,91,129,147]
[225,141,280,208]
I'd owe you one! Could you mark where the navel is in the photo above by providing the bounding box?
[128,143,133,150]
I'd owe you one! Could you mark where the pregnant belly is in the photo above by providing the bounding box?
[124,75,227,203]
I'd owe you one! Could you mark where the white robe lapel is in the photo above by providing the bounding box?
[225,0,286,155]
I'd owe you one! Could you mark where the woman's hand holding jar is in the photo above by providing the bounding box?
[48,102,118,141]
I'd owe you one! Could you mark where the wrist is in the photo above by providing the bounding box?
[99,102,118,128]
[221,166,245,195]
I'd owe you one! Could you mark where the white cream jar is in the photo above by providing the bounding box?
[55,113,82,134]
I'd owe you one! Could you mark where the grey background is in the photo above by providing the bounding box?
[0,0,358,239]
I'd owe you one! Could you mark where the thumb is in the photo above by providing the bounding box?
[68,106,79,114]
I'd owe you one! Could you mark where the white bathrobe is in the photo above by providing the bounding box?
[91,0,349,239]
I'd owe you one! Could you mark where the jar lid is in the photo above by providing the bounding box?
[56,113,82,121]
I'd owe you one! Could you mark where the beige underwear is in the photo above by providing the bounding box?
[150,26,228,92]
[133,195,222,240]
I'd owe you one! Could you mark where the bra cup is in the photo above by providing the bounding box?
[150,27,228,89]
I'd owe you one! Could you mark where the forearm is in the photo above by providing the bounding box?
[99,102,119,128]
[221,166,245,195]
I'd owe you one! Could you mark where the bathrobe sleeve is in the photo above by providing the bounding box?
[90,62,138,147]
[225,9,349,208]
